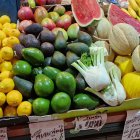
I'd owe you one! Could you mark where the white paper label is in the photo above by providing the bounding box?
[0,127,8,140]
[122,110,140,140]
[75,114,107,131]
[29,120,65,140]
[29,115,52,123]
[61,0,71,5]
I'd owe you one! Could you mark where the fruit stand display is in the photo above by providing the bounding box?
[0,0,140,139]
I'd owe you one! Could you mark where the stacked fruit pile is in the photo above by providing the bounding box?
[121,0,140,21]
[0,0,140,118]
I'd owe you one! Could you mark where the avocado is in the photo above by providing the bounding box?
[44,57,52,67]
[65,68,78,77]
[52,51,66,68]
[66,51,79,67]
[13,44,24,59]
[31,67,43,78]
[40,42,54,57]
[54,31,67,51]
[34,74,54,97]
[56,72,76,97]
[73,93,100,110]
[78,31,92,46]
[76,73,87,92]
[22,48,44,66]
[21,34,36,46]
[40,30,55,43]
[43,66,61,81]
[13,76,33,98]
[25,23,43,36]
[25,37,40,48]
[67,42,89,56]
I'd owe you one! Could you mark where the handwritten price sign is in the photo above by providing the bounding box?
[122,110,140,140]
[29,120,65,140]
[0,127,8,140]
[75,114,107,131]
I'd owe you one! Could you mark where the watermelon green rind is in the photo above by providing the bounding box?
[108,4,140,34]
[71,0,102,27]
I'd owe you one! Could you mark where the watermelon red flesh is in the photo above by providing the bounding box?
[71,0,102,27]
[108,4,140,34]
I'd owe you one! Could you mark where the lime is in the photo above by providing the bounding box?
[51,92,71,113]
[33,98,50,116]
[13,60,32,76]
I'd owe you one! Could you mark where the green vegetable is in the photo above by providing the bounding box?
[72,46,111,91]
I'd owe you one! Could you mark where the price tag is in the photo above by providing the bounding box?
[61,0,71,5]
[75,114,107,131]
[29,120,65,140]
[0,127,8,140]
[122,110,140,140]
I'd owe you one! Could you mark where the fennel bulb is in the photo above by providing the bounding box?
[86,68,126,106]
[72,47,111,91]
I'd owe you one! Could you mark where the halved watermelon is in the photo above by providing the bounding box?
[108,4,140,34]
[71,0,102,27]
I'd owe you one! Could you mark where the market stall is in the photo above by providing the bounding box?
[0,0,140,139]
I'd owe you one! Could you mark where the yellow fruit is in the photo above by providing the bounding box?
[0,30,6,41]
[0,61,12,72]
[8,36,20,48]
[1,47,14,61]
[0,92,6,106]
[129,0,139,11]
[121,8,130,15]
[0,71,12,81]
[0,23,2,30]
[135,0,140,6]
[2,27,11,36]
[3,23,11,29]
[2,38,9,47]
[4,105,17,117]
[17,101,32,116]
[128,5,138,18]
[114,56,134,76]
[0,52,4,63]
[0,78,15,93]
[0,15,10,25]
[0,107,3,118]
[11,23,17,29]
[7,90,22,107]
[8,29,20,38]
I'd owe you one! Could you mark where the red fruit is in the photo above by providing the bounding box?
[65,11,73,17]
[18,20,33,33]
[46,0,61,4]
[36,0,46,5]
[56,15,72,30]
[34,7,48,24]
[18,7,34,21]
[41,18,56,30]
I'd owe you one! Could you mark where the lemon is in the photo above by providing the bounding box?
[3,23,11,29]
[17,101,32,116]
[0,30,6,41]
[0,40,2,48]
[11,23,17,29]
[4,105,17,117]
[0,78,15,93]
[0,92,6,106]
[0,52,4,63]
[0,23,2,30]
[0,71,12,81]
[8,29,20,38]
[2,38,9,47]
[2,27,11,36]
[8,36,20,48]
[1,47,14,61]
[7,90,22,107]
[0,15,11,24]
[0,107,3,118]
[0,61,12,72]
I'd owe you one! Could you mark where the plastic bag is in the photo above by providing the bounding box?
[0,0,20,23]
